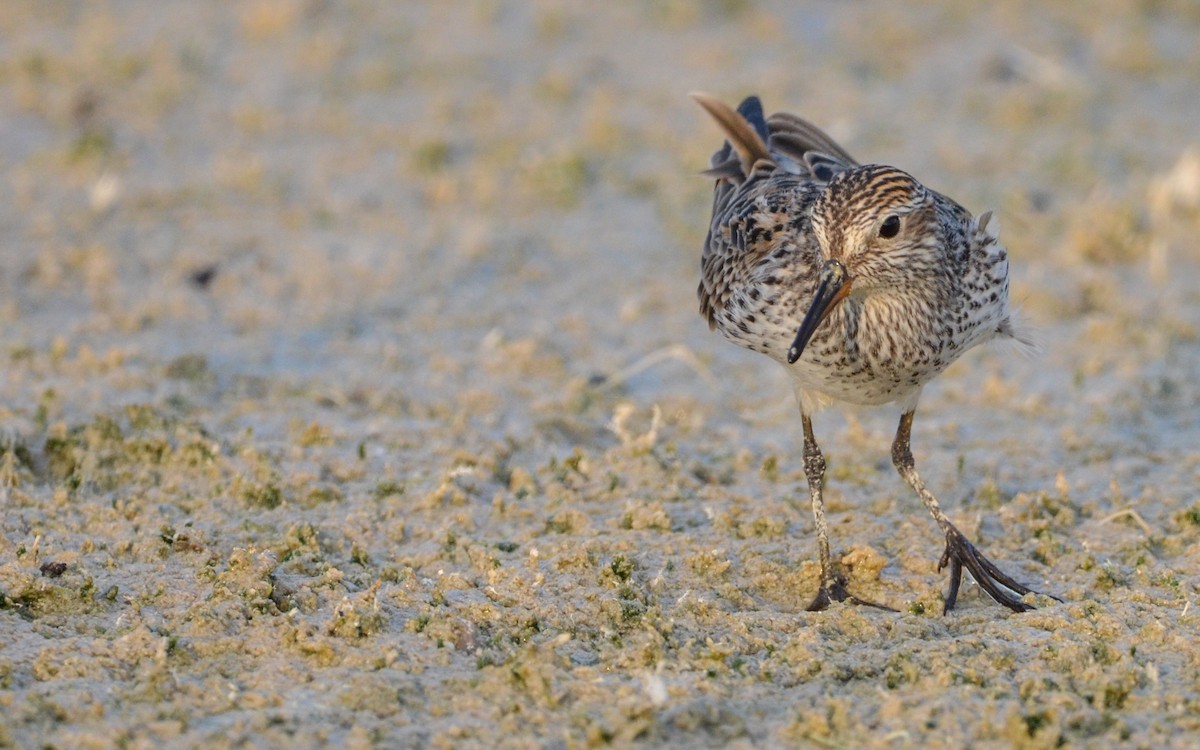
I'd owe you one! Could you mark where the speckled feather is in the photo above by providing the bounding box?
[697,95,1025,412]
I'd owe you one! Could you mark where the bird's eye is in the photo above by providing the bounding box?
[879,215,901,239]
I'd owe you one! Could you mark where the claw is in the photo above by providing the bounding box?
[943,553,965,613]
[806,575,897,612]
[805,585,834,612]
[939,527,1060,614]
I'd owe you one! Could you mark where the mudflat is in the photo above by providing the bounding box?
[2,2,1199,748]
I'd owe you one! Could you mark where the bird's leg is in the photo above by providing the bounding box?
[891,410,1057,613]
[801,414,838,610]
[801,414,894,612]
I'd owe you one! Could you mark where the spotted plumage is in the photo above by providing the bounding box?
[693,93,1056,614]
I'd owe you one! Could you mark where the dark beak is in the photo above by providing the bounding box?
[787,259,851,364]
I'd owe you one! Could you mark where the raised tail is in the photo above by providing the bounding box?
[691,92,860,185]
[691,92,771,181]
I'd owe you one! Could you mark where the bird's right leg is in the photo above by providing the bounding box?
[801,414,893,611]
[801,413,839,611]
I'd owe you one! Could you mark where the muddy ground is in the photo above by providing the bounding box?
[2,1,1200,748]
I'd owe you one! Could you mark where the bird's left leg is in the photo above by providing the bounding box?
[891,410,1058,613]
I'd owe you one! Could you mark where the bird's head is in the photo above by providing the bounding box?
[787,165,940,364]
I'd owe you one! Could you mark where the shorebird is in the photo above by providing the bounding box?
[693,93,1057,613]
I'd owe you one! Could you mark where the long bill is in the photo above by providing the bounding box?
[787,259,851,364]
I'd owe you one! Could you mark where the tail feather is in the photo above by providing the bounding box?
[691,92,771,178]
[766,113,858,166]
[736,96,769,143]
[692,92,859,185]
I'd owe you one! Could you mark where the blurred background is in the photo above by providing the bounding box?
[3,1,1198,431]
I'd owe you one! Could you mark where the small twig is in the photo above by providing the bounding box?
[800,734,851,750]
[1095,508,1153,536]
[593,344,717,390]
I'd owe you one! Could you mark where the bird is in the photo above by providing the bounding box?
[692,92,1058,614]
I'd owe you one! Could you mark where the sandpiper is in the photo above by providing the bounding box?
[693,93,1057,613]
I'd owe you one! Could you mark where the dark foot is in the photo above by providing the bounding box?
[939,526,1061,614]
[806,575,897,612]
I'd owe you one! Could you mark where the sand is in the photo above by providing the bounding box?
[2,1,1200,747]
